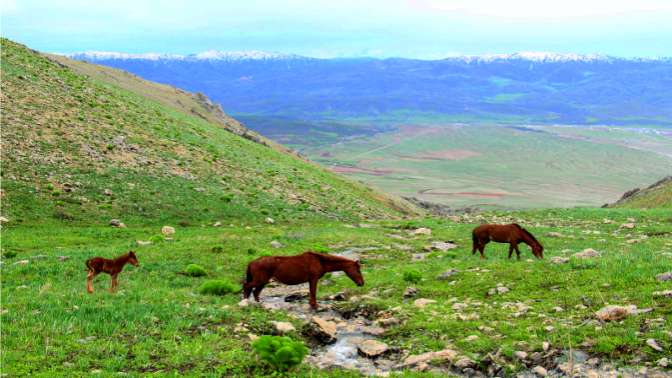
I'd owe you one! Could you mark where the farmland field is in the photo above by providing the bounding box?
[297,123,672,209]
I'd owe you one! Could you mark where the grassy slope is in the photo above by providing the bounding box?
[612,177,672,209]
[2,209,671,376]
[1,39,417,225]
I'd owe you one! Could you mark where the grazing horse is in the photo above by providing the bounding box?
[243,251,364,309]
[472,224,544,260]
[86,251,139,293]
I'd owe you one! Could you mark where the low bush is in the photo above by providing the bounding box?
[198,280,238,295]
[252,335,309,370]
[403,269,422,284]
[184,264,207,277]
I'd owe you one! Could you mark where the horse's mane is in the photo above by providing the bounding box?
[512,224,540,244]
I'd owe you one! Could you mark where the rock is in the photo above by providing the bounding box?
[375,317,400,327]
[400,348,458,368]
[411,228,432,236]
[270,240,283,249]
[437,269,459,280]
[413,298,437,308]
[136,240,151,246]
[271,321,296,333]
[550,256,570,264]
[161,226,175,236]
[542,342,550,352]
[544,326,555,332]
[646,339,663,351]
[553,306,564,312]
[627,217,636,222]
[327,292,347,301]
[284,292,308,302]
[14,260,29,265]
[357,339,389,358]
[103,189,113,196]
[454,357,475,369]
[109,219,123,227]
[532,366,548,377]
[265,217,275,224]
[213,221,222,227]
[464,335,479,342]
[594,305,645,321]
[238,299,250,307]
[429,241,458,251]
[514,351,528,360]
[546,232,563,238]
[0,216,8,223]
[488,285,510,296]
[657,357,669,367]
[403,287,418,298]
[194,187,205,192]
[620,223,636,229]
[656,272,672,282]
[412,253,427,261]
[573,248,600,259]
[307,316,337,344]
[58,256,70,261]
[653,290,672,298]
[452,302,467,311]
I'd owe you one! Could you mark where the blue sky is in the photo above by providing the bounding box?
[2,0,671,58]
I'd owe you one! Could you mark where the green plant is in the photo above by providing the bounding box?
[149,234,165,243]
[3,250,18,258]
[184,264,207,277]
[211,246,224,253]
[252,335,309,370]
[403,269,422,284]
[198,280,238,295]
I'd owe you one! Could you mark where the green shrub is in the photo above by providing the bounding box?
[252,335,309,370]
[211,246,224,253]
[403,270,422,284]
[3,251,17,259]
[184,264,207,277]
[198,280,238,295]
[149,234,165,243]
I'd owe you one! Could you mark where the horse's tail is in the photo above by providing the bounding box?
[471,229,478,252]
[245,264,253,283]
[85,259,93,272]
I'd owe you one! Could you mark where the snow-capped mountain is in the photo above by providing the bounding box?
[66,50,302,61]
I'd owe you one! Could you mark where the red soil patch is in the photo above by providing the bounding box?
[400,149,481,161]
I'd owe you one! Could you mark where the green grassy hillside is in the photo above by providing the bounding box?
[1,39,417,226]
[610,177,672,209]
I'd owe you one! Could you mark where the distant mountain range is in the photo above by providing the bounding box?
[66,50,672,127]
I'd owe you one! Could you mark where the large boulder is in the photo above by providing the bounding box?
[306,316,337,344]
[357,339,389,358]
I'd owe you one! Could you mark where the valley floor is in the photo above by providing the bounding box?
[2,208,672,377]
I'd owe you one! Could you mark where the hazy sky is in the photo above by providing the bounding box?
[2,0,671,58]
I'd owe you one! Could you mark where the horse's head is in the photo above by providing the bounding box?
[532,244,544,259]
[128,251,140,266]
[344,260,365,287]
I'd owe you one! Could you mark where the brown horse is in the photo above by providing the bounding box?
[86,251,139,293]
[243,251,364,309]
[472,224,543,260]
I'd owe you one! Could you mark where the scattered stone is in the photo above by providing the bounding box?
[620,223,636,229]
[646,339,663,351]
[58,256,70,262]
[375,317,400,327]
[270,321,296,334]
[514,351,528,360]
[161,226,175,236]
[327,292,347,301]
[136,240,151,246]
[238,299,249,307]
[403,287,418,298]
[488,284,510,296]
[437,269,459,280]
[573,248,600,259]
[109,219,123,227]
[412,253,427,261]
[413,298,437,308]
[542,342,550,352]
[213,221,222,227]
[357,339,389,358]
[270,240,283,249]
[307,316,337,344]
[653,290,672,298]
[194,187,205,192]
[399,348,457,369]
[411,228,432,236]
[544,326,555,332]
[550,256,570,264]
[0,216,9,223]
[546,232,563,238]
[595,305,651,321]
[656,271,672,282]
[532,366,548,377]
[553,306,564,312]
[265,217,275,224]
[103,189,113,196]
[284,292,308,302]
[248,333,259,342]
[452,302,468,311]
[454,357,475,370]
[429,241,458,251]
[657,357,669,367]
[464,335,479,342]
[14,260,29,265]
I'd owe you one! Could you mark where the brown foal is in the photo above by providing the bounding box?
[86,251,139,293]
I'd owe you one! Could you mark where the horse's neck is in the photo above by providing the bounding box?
[519,232,537,247]
[320,257,350,272]
[114,254,130,265]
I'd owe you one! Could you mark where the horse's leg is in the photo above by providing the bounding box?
[86,271,96,293]
[243,283,253,299]
[253,284,266,302]
[472,239,478,255]
[508,244,514,259]
[479,241,487,259]
[513,243,521,260]
[308,277,319,310]
[110,274,118,293]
